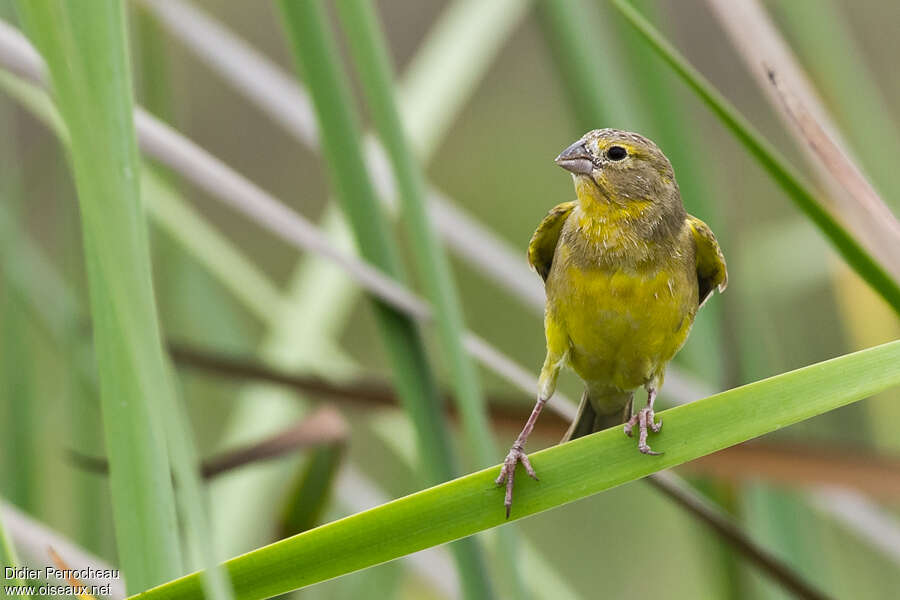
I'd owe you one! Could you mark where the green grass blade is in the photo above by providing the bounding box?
[278,444,345,538]
[0,29,232,597]
[338,0,494,476]
[131,340,900,600]
[13,1,181,590]
[161,382,235,600]
[336,2,527,596]
[609,0,900,317]
[276,0,446,488]
[276,2,494,598]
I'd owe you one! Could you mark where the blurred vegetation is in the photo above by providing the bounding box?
[1,1,899,599]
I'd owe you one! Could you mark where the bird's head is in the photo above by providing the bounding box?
[555,129,677,206]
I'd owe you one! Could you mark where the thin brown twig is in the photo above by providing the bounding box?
[202,406,347,478]
[169,343,399,406]
[169,342,542,429]
[67,406,348,480]
[648,472,834,600]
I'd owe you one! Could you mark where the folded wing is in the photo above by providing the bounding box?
[687,214,728,307]
[528,201,576,282]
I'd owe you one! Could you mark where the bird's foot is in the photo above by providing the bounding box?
[495,443,538,518]
[624,406,663,455]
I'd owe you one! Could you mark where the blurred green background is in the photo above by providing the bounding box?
[2,0,900,598]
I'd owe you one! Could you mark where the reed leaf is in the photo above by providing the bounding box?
[276,1,494,597]
[337,0,493,479]
[131,340,900,600]
[336,2,527,595]
[278,443,345,538]
[0,17,231,595]
[13,1,181,590]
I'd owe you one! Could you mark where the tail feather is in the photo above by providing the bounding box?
[561,387,634,443]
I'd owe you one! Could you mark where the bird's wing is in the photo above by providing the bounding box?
[687,214,728,307]
[528,201,576,281]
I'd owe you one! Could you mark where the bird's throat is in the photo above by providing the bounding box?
[573,175,652,228]
[570,174,681,263]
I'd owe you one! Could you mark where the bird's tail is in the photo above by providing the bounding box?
[561,386,634,443]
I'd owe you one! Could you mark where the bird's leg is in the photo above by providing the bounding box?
[495,394,546,517]
[624,384,662,455]
[496,352,561,518]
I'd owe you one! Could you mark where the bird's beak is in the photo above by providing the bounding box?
[555,141,594,175]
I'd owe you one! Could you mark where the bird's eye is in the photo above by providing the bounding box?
[606,145,627,161]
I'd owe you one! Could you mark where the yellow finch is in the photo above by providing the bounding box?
[496,129,727,516]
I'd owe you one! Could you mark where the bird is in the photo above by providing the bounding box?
[496,128,727,517]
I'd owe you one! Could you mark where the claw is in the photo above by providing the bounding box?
[496,445,538,518]
[625,406,662,455]
[638,444,662,456]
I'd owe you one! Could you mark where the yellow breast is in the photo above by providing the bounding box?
[546,239,697,390]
